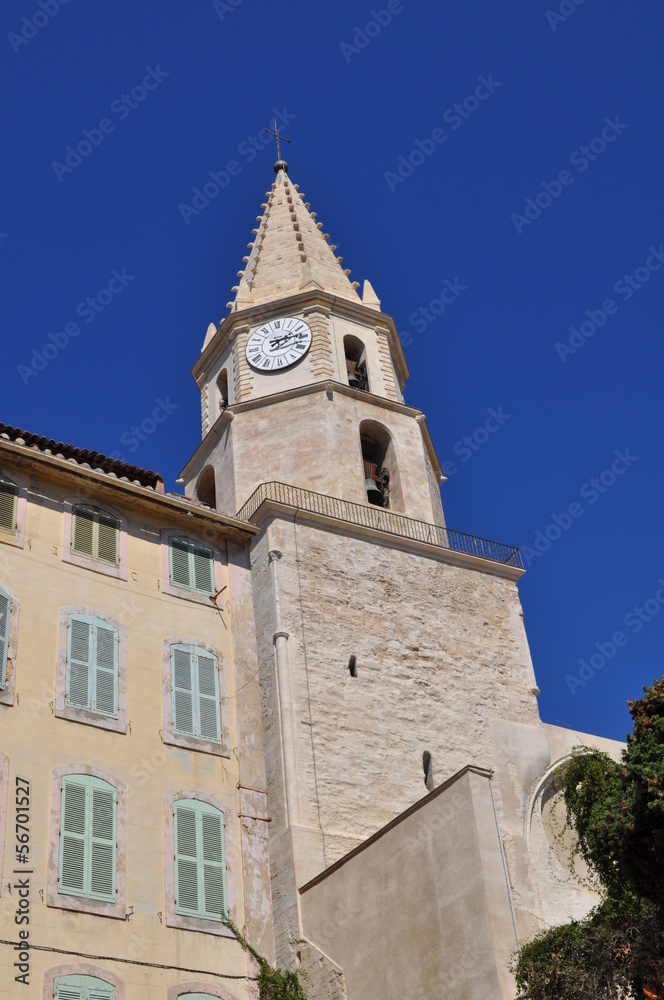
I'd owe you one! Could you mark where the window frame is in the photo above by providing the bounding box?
[55,609,127,734]
[160,529,224,606]
[162,638,228,757]
[164,790,235,937]
[0,584,20,707]
[0,467,27,549]
[62,497,128,581]
[43,965,124,1000]
[47,766,126,919]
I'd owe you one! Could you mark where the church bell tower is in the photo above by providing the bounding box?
[181,156,540,966]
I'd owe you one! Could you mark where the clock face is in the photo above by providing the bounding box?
[245,317,313,372]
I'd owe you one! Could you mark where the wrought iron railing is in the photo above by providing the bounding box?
[237,481,524,569]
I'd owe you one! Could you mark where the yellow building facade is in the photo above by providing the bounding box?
[0,430,273,999]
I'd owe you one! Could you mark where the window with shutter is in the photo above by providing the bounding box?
[171,645,221,743]
[174,799,226,920]
[59,775,116,901]
[66,615,118,718]
[0,475,19,534]
[71,505,120,566]
[0,588,10,690]
[169,537,215,595]
[54,974,115,1000]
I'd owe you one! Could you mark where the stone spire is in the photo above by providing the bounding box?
[227,162,361,311]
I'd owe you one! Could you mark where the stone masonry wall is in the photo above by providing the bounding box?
[250,515,541,869]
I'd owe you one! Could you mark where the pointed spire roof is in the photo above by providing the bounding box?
[228,161,361,311]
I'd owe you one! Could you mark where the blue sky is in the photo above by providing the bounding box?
[2,1,663,742]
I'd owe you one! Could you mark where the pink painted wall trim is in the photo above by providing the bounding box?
[0,754,8,897]
[0,584,20,707]
[164,789,236,938]
[54,607,127,734]
[160,528,225,605]
[47,764,127,919]
[0,466,27,549]
[167,981,242,1000]
[43,963,124,1000]
[161,636,229,757]
[61,496,128,581]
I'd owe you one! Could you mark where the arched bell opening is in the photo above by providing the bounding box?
[195,465,217,509]
[217,369,229,416]
[344,335,369,392]
[359,420,403,511]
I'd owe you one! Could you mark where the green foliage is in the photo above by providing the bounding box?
[223,918,308,1000]
[512,678,664,999]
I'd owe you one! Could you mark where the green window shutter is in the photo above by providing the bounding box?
[170,538,192,588]
[0,475,18,534]
[71,505,120,566]
[174,800,226,920]
[93,623,118,716]
[72,506,96,558]
[55,975,115,1000]
[172,645,221,743]
[67,615,118,718]
[201,808,226,919]
[91,783,116,898]
[0,588,10,690]
[172,645,195,735]
[54,976,85,1000]
[169,537,215,595]
[59,778,87,894]
[96,510,119,565]
[196,650,221,742]
[193,545,214,594]
[175,803,200,914]
[59,775,116,901]
[67,616,93,709]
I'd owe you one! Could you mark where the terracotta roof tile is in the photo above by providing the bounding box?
[0,422,164,491]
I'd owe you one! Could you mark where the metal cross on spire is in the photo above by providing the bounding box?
[265,120,291,164]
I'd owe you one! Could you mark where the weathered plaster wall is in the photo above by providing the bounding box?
[299,769,516,1000]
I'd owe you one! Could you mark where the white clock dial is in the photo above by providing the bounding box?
[245,317,313,371]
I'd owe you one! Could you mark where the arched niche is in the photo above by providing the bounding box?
[217,370,229,414]
[195,466,217,509]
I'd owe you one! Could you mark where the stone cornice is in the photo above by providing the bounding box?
[179,380,442,482]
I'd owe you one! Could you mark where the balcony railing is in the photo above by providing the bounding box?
[237,481,524,569]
